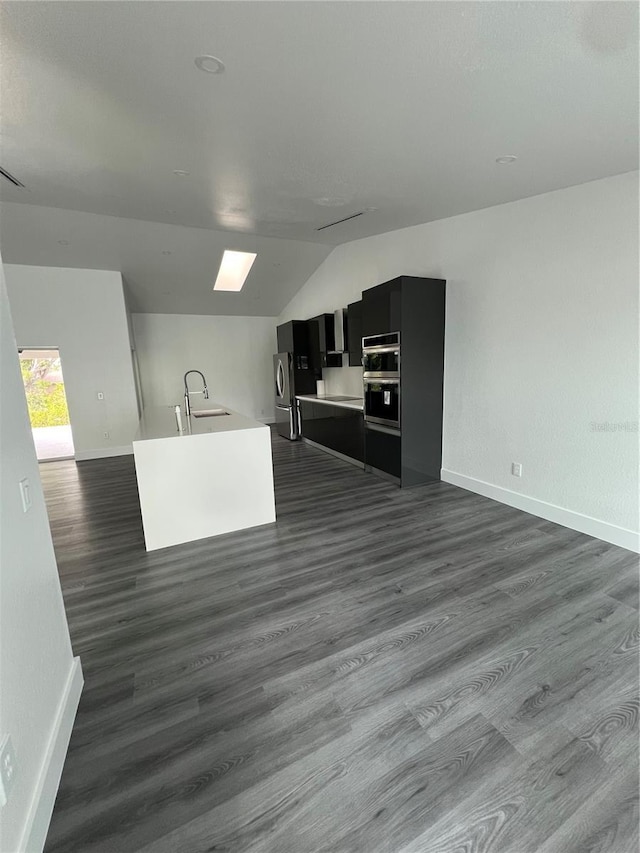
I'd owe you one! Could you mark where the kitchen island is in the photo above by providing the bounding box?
[132,404,275,551]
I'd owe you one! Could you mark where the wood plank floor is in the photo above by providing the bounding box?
[42,431,639,853]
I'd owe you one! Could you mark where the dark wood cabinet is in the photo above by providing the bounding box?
[298,401,364,464]
[346,300,363,366]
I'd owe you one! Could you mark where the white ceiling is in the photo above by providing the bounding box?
[0,1,638,313]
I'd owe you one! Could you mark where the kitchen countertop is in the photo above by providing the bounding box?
[133,404,268,442]
[296,394,364,412]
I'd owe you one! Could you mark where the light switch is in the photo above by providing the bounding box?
[19,478,31,513]
[97,392,104,400]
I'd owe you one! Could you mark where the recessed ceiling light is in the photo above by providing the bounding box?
[213,250,257,292]
[195,55,225,75]
[57,240,69,245]
[172,169,190,177]
[496,155,518,165]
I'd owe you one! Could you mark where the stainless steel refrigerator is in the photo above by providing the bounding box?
[273,352,316,440]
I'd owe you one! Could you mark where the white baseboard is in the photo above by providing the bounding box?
[20,657,83,853]
[441,469,640,554]
[75,445,133,461]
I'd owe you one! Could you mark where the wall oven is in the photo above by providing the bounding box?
[362,332,400,377]
[363,332,400,431]
[364,378,400,430]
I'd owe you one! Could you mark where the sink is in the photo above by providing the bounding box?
[192,409,230,418]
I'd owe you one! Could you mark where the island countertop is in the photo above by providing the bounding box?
[133,404,268,442]
[296,394,364,412]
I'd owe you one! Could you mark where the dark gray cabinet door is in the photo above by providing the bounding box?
[276,321,294,353]
[362,287,390,337]
[309,314,335,352]
[308,314,342,369]
[364,426,401,479]
[277,320,313,356]
[299,401,364,463]
[362,279,402,337]
[346,301,363,366]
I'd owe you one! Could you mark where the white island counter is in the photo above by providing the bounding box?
[132,404,276,551]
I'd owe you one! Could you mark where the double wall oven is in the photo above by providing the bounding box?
[362,332,400,432]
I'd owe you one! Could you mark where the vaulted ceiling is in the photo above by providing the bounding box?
[1,1,637,314]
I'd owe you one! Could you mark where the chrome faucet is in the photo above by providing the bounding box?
[183,370,209,416]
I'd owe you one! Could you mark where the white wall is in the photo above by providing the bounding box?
[3,265,140,459]
[132,313,277,422]
[280,172,639,549]
[0,261,82,852]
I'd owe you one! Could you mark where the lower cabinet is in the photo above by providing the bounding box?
[298,401,364,464]
[364,426,401,479]
[298,401,405,481]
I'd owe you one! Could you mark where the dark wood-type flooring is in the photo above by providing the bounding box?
[42,431,639,853]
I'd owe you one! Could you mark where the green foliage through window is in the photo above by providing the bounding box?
[20,358,71,428]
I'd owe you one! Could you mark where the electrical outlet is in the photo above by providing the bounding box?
[103,431,110,440]
[511,462,523,477]
[0,735,16,807]
[97,392,104,401]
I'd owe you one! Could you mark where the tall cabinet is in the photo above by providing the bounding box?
[362,276,446,487]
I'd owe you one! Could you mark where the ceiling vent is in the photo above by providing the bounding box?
[316,211,366,231]
[0,166,25,188]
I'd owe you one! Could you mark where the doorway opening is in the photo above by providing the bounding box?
[19,348,75,461]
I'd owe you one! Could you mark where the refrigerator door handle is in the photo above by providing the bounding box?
[276,360,285,399]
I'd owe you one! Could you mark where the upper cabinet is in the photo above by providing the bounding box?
[346,301,363,367]
[310,313,336,352]
[309,314,342,369]
[276,320,319,372]
[276,320,311,355]
[362,279,402,337]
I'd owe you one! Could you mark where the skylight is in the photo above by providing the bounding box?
[213,250,257,292]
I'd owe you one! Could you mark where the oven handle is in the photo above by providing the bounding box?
[364,378,401,385]
[362,332,400,348]
[365,420,401,436]
[362,345,400,354]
